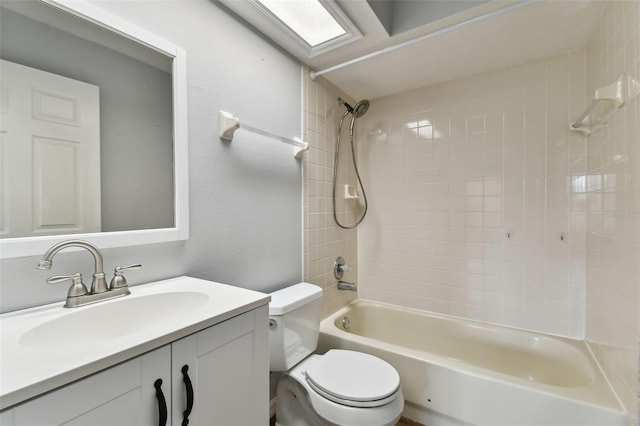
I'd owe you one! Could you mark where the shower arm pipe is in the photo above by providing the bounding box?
[219,110,309,158]
[309,0,539,81]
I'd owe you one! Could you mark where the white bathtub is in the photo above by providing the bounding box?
[318,300,627,426]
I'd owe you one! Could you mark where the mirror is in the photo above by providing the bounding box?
[0,0,188,258]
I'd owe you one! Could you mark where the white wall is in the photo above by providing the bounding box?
[0,0,303,312]
[584,0,639,419]
[357,51,588,338]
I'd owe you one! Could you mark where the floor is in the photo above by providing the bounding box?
[270,415,424,425]
[397,416,425,426]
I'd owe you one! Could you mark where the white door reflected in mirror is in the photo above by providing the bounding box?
[0,0,189,258]
[0,59,101,238]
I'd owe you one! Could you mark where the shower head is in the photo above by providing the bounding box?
[338,98,370,118]
[352,100,370,118]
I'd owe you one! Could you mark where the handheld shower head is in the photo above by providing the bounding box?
[351,100,369,118]
[333,97,370,229]
[338,98,370,118]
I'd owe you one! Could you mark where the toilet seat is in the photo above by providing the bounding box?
[304,350,400,408]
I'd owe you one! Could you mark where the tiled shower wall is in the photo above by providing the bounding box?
[584,0,639,418]
[302,69,358,317]
[357,51,589,338]
[302,0,638,419]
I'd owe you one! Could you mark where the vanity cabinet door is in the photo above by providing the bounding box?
[171,306,269,426]
[2,305,268,426]
[7,345,171,425]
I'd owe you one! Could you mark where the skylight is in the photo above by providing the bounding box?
[219,0,360,59]
[255,0,347,47]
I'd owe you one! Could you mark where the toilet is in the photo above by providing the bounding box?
[269,283,404,426]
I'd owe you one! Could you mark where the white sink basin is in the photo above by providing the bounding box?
[20,291,209,347]
[0,276,270,410]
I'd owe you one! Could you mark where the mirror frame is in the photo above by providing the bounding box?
[0,0,189,259]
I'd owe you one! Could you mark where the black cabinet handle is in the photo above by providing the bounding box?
[181,365,194,426]
[153,379,168,426]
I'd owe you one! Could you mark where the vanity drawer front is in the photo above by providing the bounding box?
[7,346,170,426]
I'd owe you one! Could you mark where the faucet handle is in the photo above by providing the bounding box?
[110,264,142,289]
[47,273,89,297]
[334,256,352,280]
[115,264,142,273]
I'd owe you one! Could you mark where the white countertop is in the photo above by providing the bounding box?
[0,276,270,410]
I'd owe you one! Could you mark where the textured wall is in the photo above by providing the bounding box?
[0,0,302,312]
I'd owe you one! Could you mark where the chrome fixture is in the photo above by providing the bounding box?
[337,98,370,119]
[342,316,350,329]
[334,256,357,291]
[334,256,351,280]
[110,264,142,289]
[333,98,370,229]
[37,240,140,308]
[337,280,357,292]
[37,240,108,293]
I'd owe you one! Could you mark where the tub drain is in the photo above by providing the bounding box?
[342,317,350,329]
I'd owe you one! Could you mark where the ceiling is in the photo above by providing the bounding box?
[318,0,607,100]
[223,0,607,101]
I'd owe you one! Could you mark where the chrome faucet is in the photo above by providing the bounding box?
[38,240,108,294]
[337,281,357,291]
[334,257,357,291]
[334,256,350,280]
[37,240,140,308]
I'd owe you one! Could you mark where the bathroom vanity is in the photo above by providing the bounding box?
[0,277,270,425]
[0,2,269,423]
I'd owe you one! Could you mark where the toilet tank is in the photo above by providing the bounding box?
[269,283,323,372]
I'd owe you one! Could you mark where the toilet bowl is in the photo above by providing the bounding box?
[277,351,404,426]
[269,283,404,426]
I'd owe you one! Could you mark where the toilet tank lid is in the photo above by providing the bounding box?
[269,283,322,315]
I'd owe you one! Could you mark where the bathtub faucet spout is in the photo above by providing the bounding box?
[338,281,357,291]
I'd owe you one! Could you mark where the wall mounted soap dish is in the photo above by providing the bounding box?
[344,185,361,200]
[570,74,640,136]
